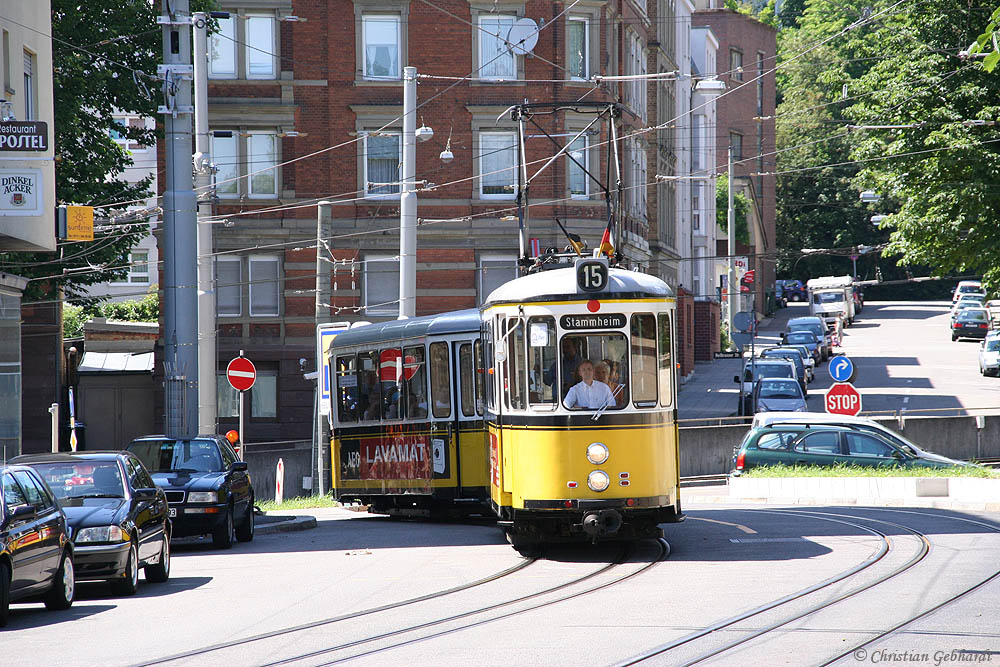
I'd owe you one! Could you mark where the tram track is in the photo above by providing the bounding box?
[263,539,670,666]
[133,557,540,667]
[615,508,932,666]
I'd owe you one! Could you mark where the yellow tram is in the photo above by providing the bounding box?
[482,257,682,546]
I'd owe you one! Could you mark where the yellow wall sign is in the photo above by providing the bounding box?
[66,205,94,241]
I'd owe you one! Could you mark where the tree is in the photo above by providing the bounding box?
[64,289,159,338]
[0,0,213,304]
[716,173,751,246]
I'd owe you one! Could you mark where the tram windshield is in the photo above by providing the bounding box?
[557,334,629,411]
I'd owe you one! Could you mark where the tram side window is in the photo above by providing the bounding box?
[336,355,359,423]
[459,343,475,417]
[403,345,428,419]
[503,318,527,410]
[561,333,629,411]
[631,313,658,406]
[527,316,556,405]
[380,348,403,419]
[358,351,382,421]
[657,313,673,407]
[474,338,485,415]
[429,342,451,418]
[485,319,497,412]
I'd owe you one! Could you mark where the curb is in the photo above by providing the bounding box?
[685,495,1000,512]
[255,515,318,535]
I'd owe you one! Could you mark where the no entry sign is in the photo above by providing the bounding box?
[227,356,257,392]
[825,382,862,416]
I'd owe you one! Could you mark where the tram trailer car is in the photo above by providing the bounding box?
[326,310,492,517]
[482,257,683,547]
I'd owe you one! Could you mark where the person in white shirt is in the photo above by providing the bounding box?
[564,360,615,410]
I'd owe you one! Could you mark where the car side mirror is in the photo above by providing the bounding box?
[230,461,248,472]
[133,487,158,501]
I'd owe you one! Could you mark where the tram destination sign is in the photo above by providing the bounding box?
[560,313,626,330]
[0,121,49,152]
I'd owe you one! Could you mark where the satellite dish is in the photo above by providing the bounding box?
[506,18,538,56]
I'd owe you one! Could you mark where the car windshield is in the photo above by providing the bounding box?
[957,310,988,322]
[30,461,124,500]
[129,440,223,473]
[759,380,801,399]
[789,323,824,338]
[959,285,981,294]
[785,332,816,345]
[986,340,1000,351]
[812,292,843,304]
[745,363,794,381]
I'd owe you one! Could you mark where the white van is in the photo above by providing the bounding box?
[806,276,856,326]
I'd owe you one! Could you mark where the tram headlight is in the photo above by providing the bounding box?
[586,442,609,465]
[587,470,611,492]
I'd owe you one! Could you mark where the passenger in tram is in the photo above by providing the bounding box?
[564,359,616,410]
[545,337,582,395]
[594,360,626,408]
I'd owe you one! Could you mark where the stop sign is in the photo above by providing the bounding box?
[227,356,257,392]
[825,382,862,416]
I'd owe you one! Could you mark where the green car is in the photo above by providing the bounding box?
[731,423,975,474]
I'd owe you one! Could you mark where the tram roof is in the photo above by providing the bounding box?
[327,309,481,349]
[483,266,673,306]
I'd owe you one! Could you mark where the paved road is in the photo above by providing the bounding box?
[4,507,999,666]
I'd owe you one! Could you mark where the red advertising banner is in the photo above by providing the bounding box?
[360,433,432,479]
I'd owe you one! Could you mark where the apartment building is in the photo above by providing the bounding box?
[156,0,720,437]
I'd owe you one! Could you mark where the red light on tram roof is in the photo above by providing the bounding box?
[587,299,601,313]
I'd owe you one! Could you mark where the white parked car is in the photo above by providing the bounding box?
[952,280,983,302]
[980,335,1000,377]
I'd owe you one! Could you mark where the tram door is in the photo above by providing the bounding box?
[427,341,454,486]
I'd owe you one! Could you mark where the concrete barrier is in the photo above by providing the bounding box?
[243,440,313,502]
[679,413,1000,477]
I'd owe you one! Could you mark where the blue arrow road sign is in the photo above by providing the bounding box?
[830,356,855,383]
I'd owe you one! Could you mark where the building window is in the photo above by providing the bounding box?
[128,250,150,283]
[568,135,589,198]
[217,370,277,418]
[209,14,277,80]
[478,15,516,79]
[111,117,148,153]
[692,189,701,231]
[730,132,743,162]
[248,132,278,197]
[364,255,400,316]
[730,49,743,81]
[567,17,588,80]
[626,137,647,221]
[756,51,765,115]
[210,130,280,199]
[2,31,10,93]
[362,14,401,79]
[22,50,35,120]
[479,131,517,199]
[216,256,242,316]
[246,15,276,79]
[624,31,647,121]
[248,255,280,316]
[363,131,401,198]
[209,16,237,77]
[478,255,516,305]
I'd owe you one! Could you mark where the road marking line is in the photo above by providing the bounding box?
[691,517,757,534]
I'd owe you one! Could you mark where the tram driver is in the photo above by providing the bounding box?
[563,359,616,410]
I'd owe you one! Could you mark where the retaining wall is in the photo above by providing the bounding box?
[243,440,313,502]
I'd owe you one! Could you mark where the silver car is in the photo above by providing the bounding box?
[980,335,1000,377]
[750,378,808,414]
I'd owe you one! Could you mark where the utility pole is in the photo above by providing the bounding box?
[727,145,736,351]
[193,11,216,436]
[399,66,417,319]
[159,0,199,436]
[315,201,331,497]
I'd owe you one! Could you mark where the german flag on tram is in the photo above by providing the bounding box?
[599,216,615,258]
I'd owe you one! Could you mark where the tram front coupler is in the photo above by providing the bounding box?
[581,509,622,541]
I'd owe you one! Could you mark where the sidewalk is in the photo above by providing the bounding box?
[677,303,807,421]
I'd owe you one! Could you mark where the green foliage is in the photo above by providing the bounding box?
[63,289,159,339]
[743,463,998,478]
[716,174,751,246]
[258,495,341,512]
[970,5,1000,71]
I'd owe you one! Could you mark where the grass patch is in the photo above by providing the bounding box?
[742,463,1000,479]
[259,495,341,512]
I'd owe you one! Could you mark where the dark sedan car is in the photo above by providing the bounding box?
[127,435,254,549]
[12,452,171,595]
[952,308,991,341]
[731,423,978,475]
[2,464,74,626]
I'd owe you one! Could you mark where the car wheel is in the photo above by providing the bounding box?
[0,561,10,627]
[952,334,958,341]
[236,499,255,543]
[44,550,74,611]
[111,542,139,596]
[145,531,170,583]
[212,507,235,549]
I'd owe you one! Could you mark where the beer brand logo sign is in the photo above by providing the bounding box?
[0,169,43,216]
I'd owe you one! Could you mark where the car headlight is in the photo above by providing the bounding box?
[587,470,611,492]
[586,442,610,465]
[187,491,220,503]
[76,526,127,543]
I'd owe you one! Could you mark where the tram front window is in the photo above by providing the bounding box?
[559,334,628,411]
